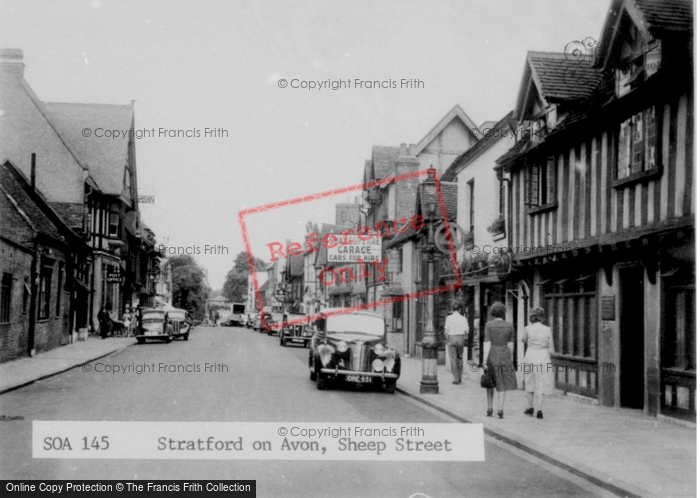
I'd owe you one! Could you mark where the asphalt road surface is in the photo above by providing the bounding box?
[0,326,607,497]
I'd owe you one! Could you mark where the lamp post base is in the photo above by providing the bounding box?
[420,344,439,394]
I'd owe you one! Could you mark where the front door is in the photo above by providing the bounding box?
[619,266,645,409]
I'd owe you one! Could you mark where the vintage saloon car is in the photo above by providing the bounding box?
[279,313,312,348]
[308,309,400,393]
[166,308,191,341]
[135,308,172,344]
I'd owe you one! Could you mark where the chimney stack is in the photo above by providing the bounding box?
[0,48,25,81]
[400,143,408,156]
[31,153,36,190]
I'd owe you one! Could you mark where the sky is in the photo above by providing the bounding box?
[0,0,612,290]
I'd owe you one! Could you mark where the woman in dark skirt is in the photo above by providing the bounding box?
[483,302,518,418]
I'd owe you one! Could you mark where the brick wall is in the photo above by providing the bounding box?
[0,194,71,362]
[0,239,32,362]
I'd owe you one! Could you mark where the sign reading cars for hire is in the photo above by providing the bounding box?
[327,235,382,263]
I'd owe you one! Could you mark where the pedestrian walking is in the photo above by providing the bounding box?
[483,301,518,418]
[122,310,132,337]
[444,303,468,384]
[98,306,110,339]
[522,307,555,419]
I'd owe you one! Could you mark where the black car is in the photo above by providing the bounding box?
[280,313,312,347]
[308,308,400,393]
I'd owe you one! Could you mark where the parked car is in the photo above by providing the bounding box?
[266,311,285,336]
[280,313,312,347]
[244,313,255,328]
[166,308,191,340]
[253,312,270,333]
[308,308,400,393]
[135,308,172,344]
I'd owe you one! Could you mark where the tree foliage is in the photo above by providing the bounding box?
[170,255,210,320]
[223,251,267,303]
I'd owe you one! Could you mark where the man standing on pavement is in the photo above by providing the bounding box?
[98,306,110,340]
[445,302,469,384]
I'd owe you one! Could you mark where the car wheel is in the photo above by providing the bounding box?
[165,336,172,344]
[137,338,144,345]
[309,355,317,381]
[384,380,396,394]
[184,333,189,341]
[280,336,286,347]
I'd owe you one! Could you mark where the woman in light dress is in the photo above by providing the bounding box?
[522,307,555,419]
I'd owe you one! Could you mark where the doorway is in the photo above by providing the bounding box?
[619,266,645,409]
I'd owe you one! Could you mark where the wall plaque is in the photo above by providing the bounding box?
[601,295,616,321]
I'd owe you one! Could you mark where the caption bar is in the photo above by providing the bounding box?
[3,481,255,497]
[34,422,484,461]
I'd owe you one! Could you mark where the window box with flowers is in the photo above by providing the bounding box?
[461,252,489,278]
[487,216,506,237]
[488,253,511,277]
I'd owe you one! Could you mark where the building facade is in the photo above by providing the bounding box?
[498,0,694,420]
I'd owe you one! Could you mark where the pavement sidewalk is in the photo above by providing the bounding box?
[0,335,134,395]
[396,355,696,498]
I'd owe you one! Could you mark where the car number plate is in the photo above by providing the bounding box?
[345,375,372,383]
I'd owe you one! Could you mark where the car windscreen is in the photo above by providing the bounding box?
[168,311,187,321]
[326,314,384,336]
[142,311,164,321]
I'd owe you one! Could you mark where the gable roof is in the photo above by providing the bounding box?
[44,102,134,197]
[413,105,478,155]
[594,0,693,69]
[0,160,78,245]
[441,112,516,182]
[515,52,604,123]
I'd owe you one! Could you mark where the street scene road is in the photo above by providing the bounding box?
[0,327,601,498]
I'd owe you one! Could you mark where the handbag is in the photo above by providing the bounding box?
[480,367,496,389]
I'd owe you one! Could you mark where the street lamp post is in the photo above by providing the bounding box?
[419,173,440,394]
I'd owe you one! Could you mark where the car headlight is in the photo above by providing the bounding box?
[373,343,385,355]
[383,349,396,371]
[372,359,384,372]
[336,341,348,353]
[318,344,334,367]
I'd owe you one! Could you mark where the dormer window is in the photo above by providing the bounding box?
[615,16,662,97]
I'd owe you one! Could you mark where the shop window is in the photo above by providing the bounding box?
[0,273,12,323]
[393,300,403,331]
[664,286,695,371]
[543,276,597,360]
